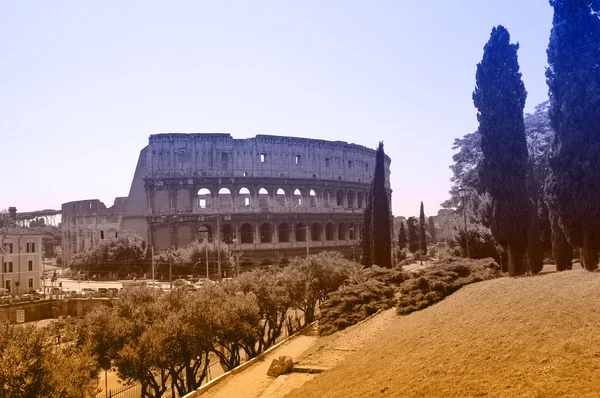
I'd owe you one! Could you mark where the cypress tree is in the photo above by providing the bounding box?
[360,187,373,267]
[549,209,573,271]
[407,217,419,254]
[545,0,600,270]
[473,25,529,276]
[428,216,437,244]
[419,202,427,255]
[527,163,544,274]
[398,221,407,249]
[369,142,392,268]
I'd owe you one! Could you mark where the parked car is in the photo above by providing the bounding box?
[172,279,191,287]
[81,288,96,298]
[195,278,215,288]
[97,288,109,297]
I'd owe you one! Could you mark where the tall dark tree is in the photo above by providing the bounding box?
[369,142,392,268]
[473,25,529,276]
[360,188,373,267]
[545,0,600,271]
[428,216,437,244]
[397,221,408,249]
[419,202,427,255]
[549,209,573,271]
[407,217,420,254]
[527,162,544,274]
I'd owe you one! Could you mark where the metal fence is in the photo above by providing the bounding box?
[106,383,142,398]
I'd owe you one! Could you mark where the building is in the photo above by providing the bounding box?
[62,133,392,268]
[1,228,44,296]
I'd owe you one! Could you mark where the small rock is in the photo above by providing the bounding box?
[267,356,294,377]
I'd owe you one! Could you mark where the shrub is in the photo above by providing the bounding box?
[318,279,396,336]
[397,257,502,315]
[394,247,408,264]
[447,223,502,262]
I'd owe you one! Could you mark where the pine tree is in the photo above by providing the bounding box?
[545,0,600,270]
[419,202,427,255]
[407,217,419,254]
[398,221,407,249]
[428,216,437,244]
[360,187,373,267]
[369,142,392,268]
[473,25,529,277]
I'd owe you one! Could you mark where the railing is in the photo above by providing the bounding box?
[104,315,305,397]
[107,383,142,398]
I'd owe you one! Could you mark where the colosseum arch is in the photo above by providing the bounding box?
[276,188,287,207]
[295,222,307,242]
[293,189,303,207]
[349,222,356,240]
[278,223,290,243]
[260,223,273,243]
[347,191,356,209]
[310,222,322,241]
[155,226,171,249]
[357,191,364,209]
[218,188,232,208]
[324,189,333,207]
[336,190,345,207]
[309,189,317,208]
[338,222,347,241]
[154,190,170,213]
[221,223,234,243]
[325,222,335,241]
[198,225,213,241]
[240,223,254,244]
[258,188,269,207]
[177,188,191,211]
[197,188,212,209]
[238,187,251,207]
[177,224,192,247]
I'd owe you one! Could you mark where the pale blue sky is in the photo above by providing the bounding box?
[0,0,553,217]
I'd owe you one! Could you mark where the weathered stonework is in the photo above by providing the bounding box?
[63,133,392,266]
[61,199,125,256]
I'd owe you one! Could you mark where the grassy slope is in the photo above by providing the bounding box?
[286,269,600,398]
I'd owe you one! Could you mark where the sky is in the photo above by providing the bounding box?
[0,0,554,218]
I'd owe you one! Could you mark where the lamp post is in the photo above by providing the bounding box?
[458,188,470,259]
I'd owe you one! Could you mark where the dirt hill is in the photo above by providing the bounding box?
[285,269,600,398]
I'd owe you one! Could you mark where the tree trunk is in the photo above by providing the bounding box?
[507,243,516,277]
[550,210,572,271]
[582,232,598,271]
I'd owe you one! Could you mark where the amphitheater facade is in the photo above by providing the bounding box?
[62,133,392,268]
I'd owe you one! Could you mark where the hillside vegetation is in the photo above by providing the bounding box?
[287,269,600,398]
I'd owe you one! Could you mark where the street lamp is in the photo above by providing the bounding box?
[458,188,470,259]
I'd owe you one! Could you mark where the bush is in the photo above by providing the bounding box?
[447,223,502,262]
[394,247,408,264]
[318,279,396,336]
[396,257,502,315]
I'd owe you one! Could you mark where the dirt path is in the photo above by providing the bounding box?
[199,325,319,398]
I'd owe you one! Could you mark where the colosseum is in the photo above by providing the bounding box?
[62,133,392,268]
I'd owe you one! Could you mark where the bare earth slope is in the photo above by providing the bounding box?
[286,269,600,398]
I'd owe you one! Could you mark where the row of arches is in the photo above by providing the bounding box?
[154,220,361,248]
[152,186,367,213]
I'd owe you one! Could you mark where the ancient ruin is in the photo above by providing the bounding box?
[61,133,392,266]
